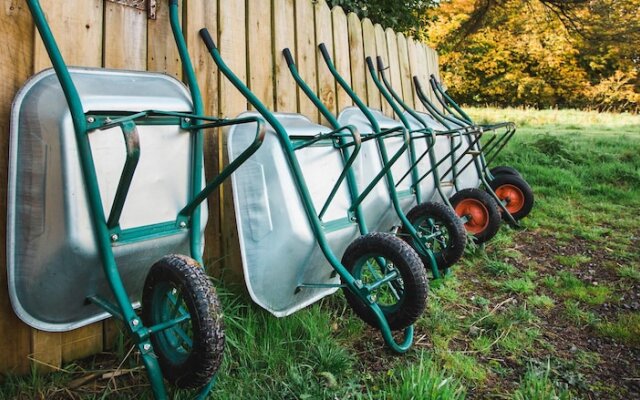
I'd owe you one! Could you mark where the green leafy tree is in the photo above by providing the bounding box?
[326,0,437,39]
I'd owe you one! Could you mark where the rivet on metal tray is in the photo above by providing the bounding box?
[143,343,151,351]
[179,221,187,228]
[132,319,139,326]
[184,117,191,123]
[87,117,95,123]
[111,234,119,242]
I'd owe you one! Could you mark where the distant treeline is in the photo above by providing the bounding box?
[329,0,640,113]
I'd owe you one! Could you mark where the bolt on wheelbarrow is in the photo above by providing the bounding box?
[301,44,467,279]
[414,76,535,226]
[199,29,428,353]
[369,57,507,245]
[7,1,266,398]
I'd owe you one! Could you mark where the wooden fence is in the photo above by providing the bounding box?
[0,0,441,374]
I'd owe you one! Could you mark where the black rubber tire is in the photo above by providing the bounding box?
[450,188,501,244]
[341,232,428,331]
[488,174,534,221]
[490,166,522,178]
[399,202,467,271]
[142,254,224,389]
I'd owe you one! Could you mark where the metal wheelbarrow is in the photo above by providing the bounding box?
[414,76,535,225]
[311,44,467,278]
[370,57,507,244]
[7,1,265,398]
[199,29,428,353]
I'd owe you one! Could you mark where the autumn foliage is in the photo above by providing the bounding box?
[427,0,640,112]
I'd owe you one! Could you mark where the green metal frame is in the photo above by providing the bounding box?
[25,0,265,398]
[413,76,520,227]
[428,75,517,174]
[366,57,482,210]
[312,44,448,279]
[199,29,415,353]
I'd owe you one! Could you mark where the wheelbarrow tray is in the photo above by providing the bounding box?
[7,68,207,332]
[337,107,417,231]
[404,111,481,193]
[228,112,366,317]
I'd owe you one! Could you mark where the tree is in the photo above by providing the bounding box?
[428,0,640,111]
[326,0,437,39]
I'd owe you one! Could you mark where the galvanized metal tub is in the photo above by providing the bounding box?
[227,112,371,317]
[337,107,417,232]
[404,111,481,194]
[7,68,207,332]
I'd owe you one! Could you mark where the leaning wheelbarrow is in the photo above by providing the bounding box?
[309,45,467,278]
[369,57,506,244]
[199,30,428,353]
[414,76,535,224]
[7,1,265,398]
[429,75,519,178]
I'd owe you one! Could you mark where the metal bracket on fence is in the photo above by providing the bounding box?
[106,0,157,20]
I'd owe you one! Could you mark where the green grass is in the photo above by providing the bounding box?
[544,272,613,305]
[596,313,640,346]
[512,362,573,400]
[1,107,639,399]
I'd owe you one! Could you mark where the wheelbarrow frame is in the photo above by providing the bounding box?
[305,44,472,279]
[413,76,522,227]
[429,75,517,171]
[20,1,265,398]
[199,29,425,354]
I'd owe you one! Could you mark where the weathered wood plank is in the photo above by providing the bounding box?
[361,18,381,110]
[104,2,147,70]
[273,0,297,113]
[147,0,181,78]
[347,12,366,104]
[61,326,103,364]
[332,6,352,113]
[0,0,36,374]
[248,0,274,110]
[35,0,106,368]
[397,33,414,110]
[218,0,247,282]
[407,37,424,112]
[294,0,319,122]
[33,0,103,71]
[374,24,391,116]
[184,0,220,274]
[385,27,403,116]
[315,0,336,124]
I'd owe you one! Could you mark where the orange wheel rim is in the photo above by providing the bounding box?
[495,184,525,214]
[455,198,489,234]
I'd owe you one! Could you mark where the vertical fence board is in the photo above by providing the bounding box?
[218,0,247,282]
[147,0,181,78]
[385,28,403,116]
[397,33,414,110]
[331,6,352,113]
[273,0,297,112]
[35,0,106,367]
[248,0,274,109]
[185,0,220,272]
[314,0,336,125]
[104,2,147,70]
[33,0,103,71]
[347,13,366,104]
[294,0,319,122]
[407,37,424,112]
[416,43,434,105]
[0,0,35,374]
[361,18,381,110]
[374,24,391,116]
